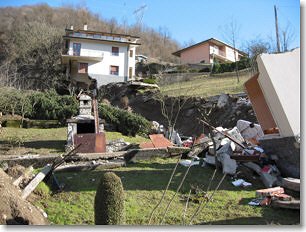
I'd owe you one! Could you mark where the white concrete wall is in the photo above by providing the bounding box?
[225,47,238,62]
[257,48,300,137]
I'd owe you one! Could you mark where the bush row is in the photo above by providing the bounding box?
[212,57,251,73]
[99,103,151,136]
[0,87,78,122]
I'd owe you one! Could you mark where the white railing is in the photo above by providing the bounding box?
[67,49,103,58]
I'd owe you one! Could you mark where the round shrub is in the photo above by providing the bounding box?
[94,172,125,225]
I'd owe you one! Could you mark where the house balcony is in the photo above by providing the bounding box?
[210,50,230,62]
[61,49,104,64]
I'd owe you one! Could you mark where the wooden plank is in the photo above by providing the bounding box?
[21,164,52,199]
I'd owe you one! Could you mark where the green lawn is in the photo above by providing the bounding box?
[0,127,149,156]
[34,157,299,225]
[160,73,251,98]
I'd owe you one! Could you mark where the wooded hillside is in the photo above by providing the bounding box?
[0,4,180,91]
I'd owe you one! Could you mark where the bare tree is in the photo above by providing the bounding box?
[245,37,271,74]
[220,17,241,83]
[280,24,296,52]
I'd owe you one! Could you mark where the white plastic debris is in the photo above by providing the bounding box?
[232,179,252,187]
[179,160,200,167]
[248,199,261,206]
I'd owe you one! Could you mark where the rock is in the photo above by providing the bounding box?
[217,94,229,109]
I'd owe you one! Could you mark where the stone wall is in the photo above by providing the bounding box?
[259,136,300,178]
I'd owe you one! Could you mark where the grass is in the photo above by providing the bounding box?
[160,73,251,98]
[34,157,299,225]
[0,127,149,156]
[1,127,299,225]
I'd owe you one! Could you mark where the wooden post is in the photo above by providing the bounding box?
[21,164,52,199]
[274,5,281,53]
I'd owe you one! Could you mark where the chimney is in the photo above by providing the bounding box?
[83,23,88,30]
[70,25,74,30]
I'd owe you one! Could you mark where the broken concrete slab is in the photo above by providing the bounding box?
[54,160,125,172]
[280,177,300,192]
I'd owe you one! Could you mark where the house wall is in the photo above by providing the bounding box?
[257,48,300,137]
[179,42,241,64]
[68,38,136,87]
[225,46,239,62]
[180,43,210,64]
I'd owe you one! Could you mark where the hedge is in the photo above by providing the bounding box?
[99,103,151,136]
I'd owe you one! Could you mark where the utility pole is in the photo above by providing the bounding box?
[274,5,281,53]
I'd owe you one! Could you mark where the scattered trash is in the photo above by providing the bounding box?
[179,160,200,167]
[248,198,261,206]
[232,179,252,187]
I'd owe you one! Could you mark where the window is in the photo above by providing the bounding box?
[129,50,133,58]
[73,43,81,56]
[110,65,119,75]
[112,47,119,56]
[78,63,88,73]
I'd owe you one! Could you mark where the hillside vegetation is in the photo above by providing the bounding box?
[160,71,252,98]
[0,4,180,91]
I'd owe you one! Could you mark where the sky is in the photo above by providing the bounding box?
[0,0,301,50]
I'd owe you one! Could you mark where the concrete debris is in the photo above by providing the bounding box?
[107,139,130,152]
[280,177,300,192]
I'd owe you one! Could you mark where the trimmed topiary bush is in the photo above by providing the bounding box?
[94,172,125,225]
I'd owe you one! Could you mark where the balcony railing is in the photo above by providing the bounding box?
[68,32,131,43]
[66,49,104,58]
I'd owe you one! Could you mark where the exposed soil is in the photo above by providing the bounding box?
[99,82,257,136]
[0,168,49,225]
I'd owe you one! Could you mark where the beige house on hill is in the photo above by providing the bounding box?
[172,38,247,64]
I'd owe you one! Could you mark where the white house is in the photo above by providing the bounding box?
[61,25,140,89]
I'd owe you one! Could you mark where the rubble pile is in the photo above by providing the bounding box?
[175,119,300,210]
